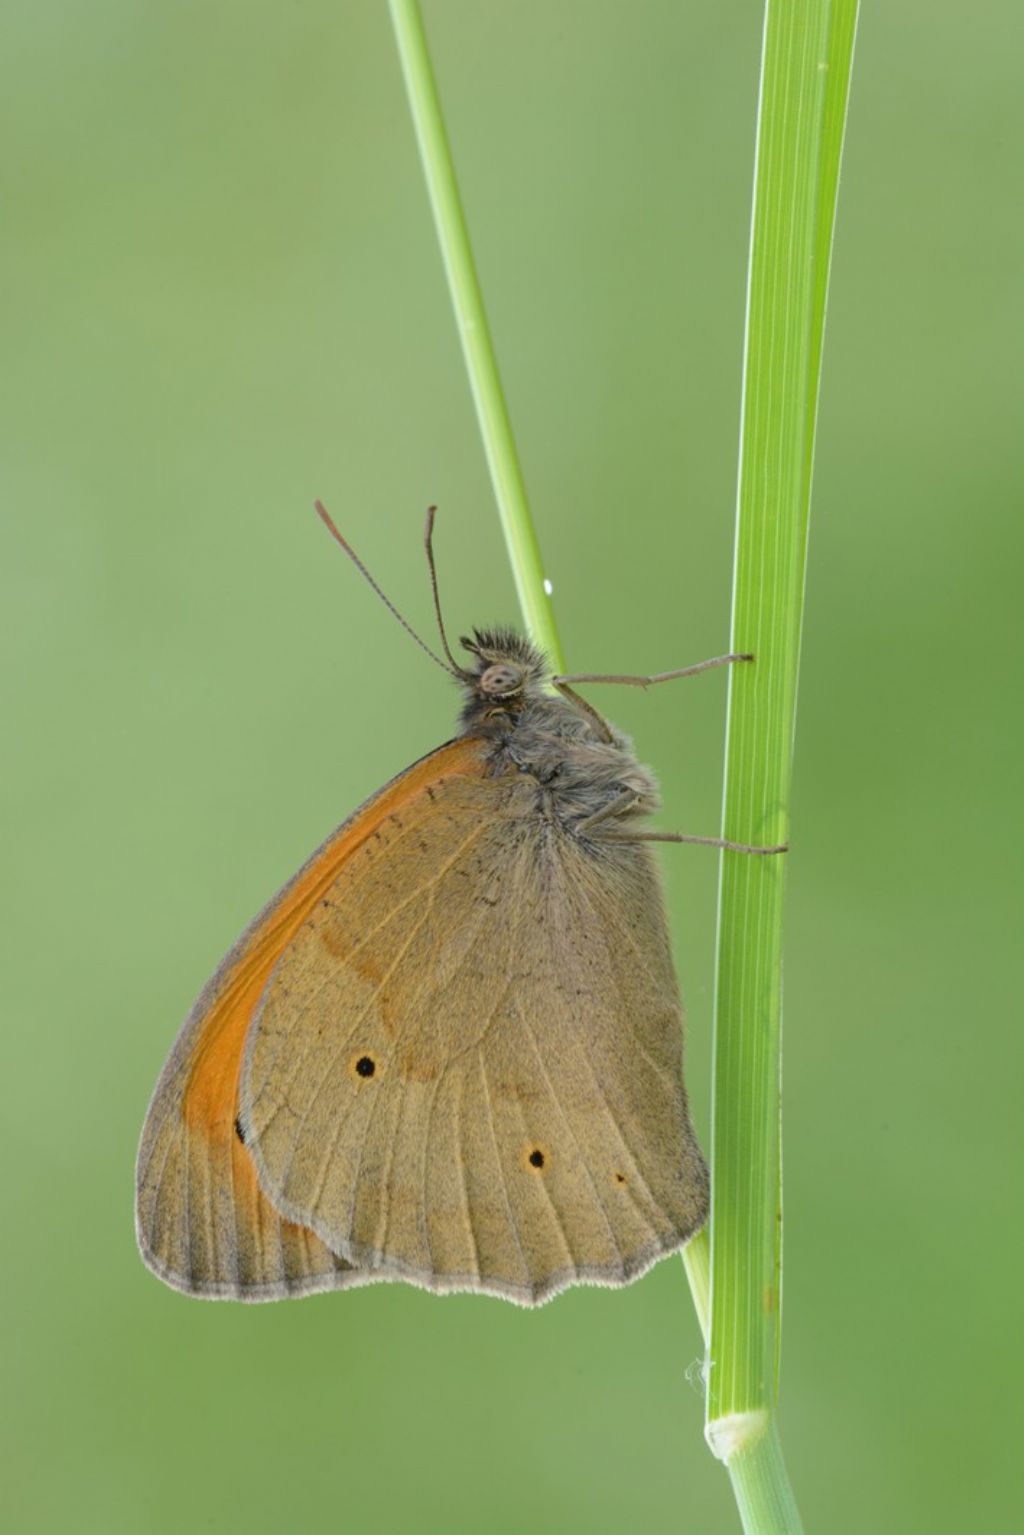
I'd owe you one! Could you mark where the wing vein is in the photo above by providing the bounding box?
[244,807,456,1099]
[417,1072,444,1278]
[513,989,623,1271]
[249,820,490,1139]
[567,876,679,1230]
[477,1045,531,1288]
[454,1066,480,1280]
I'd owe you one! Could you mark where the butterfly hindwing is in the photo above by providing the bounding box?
[238,761,707,1305]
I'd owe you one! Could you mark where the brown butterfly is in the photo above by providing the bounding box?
[135,504,783,1306]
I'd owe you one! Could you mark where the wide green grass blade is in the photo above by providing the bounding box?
[705,5,859,1528]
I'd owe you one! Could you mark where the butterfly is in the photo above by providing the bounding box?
[135,504,782,1306]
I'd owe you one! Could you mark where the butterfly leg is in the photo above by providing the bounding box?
[574,789,644,832]
[553,653,752,741]
[553,653,753,690]
[575,793,785,854]
[551,680,616,743]
[603,829,788,855]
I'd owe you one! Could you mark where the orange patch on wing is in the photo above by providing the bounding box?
[182,736,488,1148]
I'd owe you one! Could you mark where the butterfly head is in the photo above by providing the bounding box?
[457,628,549,723]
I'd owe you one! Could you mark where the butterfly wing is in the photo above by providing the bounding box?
[239,761,708,1306]
[135,737,485,1300]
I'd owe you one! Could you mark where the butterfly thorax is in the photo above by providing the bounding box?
[456,628,660,834]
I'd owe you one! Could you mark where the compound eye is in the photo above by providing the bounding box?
[480,663,523,696]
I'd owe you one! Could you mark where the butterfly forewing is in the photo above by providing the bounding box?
[239,762,707,1305]
[135,738,486,1300]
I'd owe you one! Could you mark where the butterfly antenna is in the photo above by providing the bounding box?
[313,500,459,677]
[423,505,471,677]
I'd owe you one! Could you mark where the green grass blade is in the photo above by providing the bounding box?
[706,4,859,1525]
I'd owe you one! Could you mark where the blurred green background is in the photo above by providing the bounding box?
[3,2,1019,1530]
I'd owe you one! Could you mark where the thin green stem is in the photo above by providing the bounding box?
[388,0,563,671]
[726,1423,806,1535]
[707,1,858,1529]
[682,1229,711,1343]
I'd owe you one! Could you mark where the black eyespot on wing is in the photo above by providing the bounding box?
[521,1142,550,1172]
[614,1172,626,1184]
[355,1055,376,1078]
